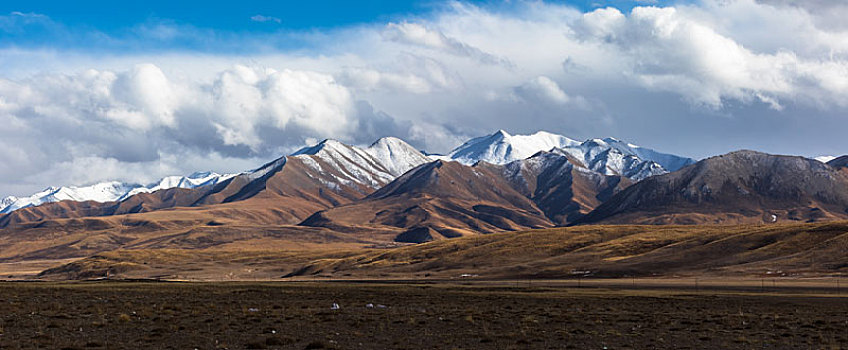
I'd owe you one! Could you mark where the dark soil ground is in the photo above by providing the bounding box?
[0,281,845,349]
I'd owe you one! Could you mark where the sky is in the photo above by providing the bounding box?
[1,0,847,196]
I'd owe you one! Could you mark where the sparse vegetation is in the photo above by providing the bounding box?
[0,282,843,349]
[25,221,847,280]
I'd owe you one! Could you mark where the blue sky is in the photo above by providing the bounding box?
[0,1,686,51]
[1,0,847,196]
[1,1,430,31]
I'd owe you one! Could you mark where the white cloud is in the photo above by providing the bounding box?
[251,15,282,24]
[0,63,414,195]
[383,21,513,67]
[338,68,433,94]
[572,5,848,109]
[515,76,572,104]
[3,1,848,196]
[208,66,357,149]
[337,52,460,94]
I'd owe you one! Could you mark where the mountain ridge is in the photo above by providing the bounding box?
[0,130,690,217]
[575,150,848,225]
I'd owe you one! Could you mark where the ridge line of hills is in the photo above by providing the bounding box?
[0,131,845,263]
[1,130,693,216]
[0,130,846,279]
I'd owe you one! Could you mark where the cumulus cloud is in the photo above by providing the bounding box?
[208,66,358,149]
[0,63,418,194]
[3,1,848,196]
[572,5,848,109]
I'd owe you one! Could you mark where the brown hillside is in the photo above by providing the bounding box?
[0,141,414,228]
[301,160,554,242]
[482,151,631,224]
[39,221,848,280]
[576,151,848,225]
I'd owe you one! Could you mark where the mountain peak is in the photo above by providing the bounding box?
[494,129,511,138]
[368,136,406,147]
[448,130,579,165]
[364,137,432,176]
[291,138,349,156]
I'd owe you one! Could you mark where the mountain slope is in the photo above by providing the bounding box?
[278,222,848,279]
[576,150,848,225]
[826,155,848,169]
[598,137,696,172]
[301,160,554,242]
[487,151,632,224]
[301,152,635,240]
[0,138,433,228]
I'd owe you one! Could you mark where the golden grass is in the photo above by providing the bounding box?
[36,221,848,281]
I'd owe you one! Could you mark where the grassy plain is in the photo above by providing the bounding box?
[0,281,845,349]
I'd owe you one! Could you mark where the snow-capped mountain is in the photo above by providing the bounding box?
[0,172,236,214]
[364,137,433,176]
[446,130,694,181]
[495,150,631,224]
[448,130,580,165]
[1,196,17,210]
[0,131,690,215]
[554,140,667,181]
[291,137,432,189]
[593,137,695,172]
[120,172,237,200]
[815,155,837,163]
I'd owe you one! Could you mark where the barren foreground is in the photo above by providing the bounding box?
[0,282,845,349]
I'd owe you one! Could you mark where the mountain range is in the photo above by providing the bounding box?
[0,172,236,214]
[1,130,847,280]
[1,130,846,241]
[0,130,692,215]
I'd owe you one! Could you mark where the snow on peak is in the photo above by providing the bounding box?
[0,172,237,214]
[1,196,18,209]
[553,146,665,181]
[120,172,237,199]
[814,155,837,163]
[1,181,139,214]
[448,130,693,180]
[448,130,580,165]
[597,138,695,172]
[365,137,433,176]
[291,139,349,157]
[291,137,432,188]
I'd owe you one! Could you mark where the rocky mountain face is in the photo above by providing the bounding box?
[301,152,633,242]
[576,151,848,225]
[301,160,555,242]
[488,151,632,225]
[827,155,848,169]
